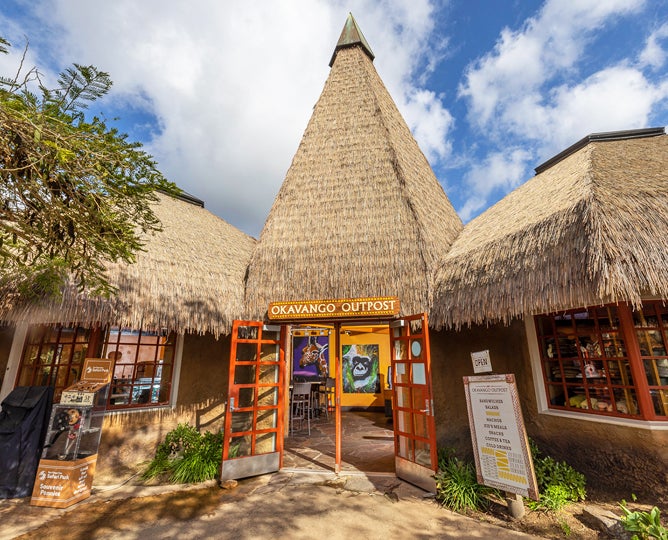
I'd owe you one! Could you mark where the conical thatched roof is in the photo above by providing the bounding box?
[0,192,256,336]
[244,15,462,319]
[431,128,668,330]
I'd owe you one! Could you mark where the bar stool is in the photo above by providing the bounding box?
[318,377,335,420]
[290,382,312,435]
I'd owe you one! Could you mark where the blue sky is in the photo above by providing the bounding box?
[1,0,667,238]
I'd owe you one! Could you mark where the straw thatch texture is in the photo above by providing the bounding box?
[244,45,462,318]
[0,193,256,336]
[432,133,668,330]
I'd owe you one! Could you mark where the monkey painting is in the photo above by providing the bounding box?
[342,344,380,393]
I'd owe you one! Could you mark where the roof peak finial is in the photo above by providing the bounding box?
[329,12,375,67]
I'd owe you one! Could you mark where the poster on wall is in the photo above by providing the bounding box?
[463,374,539,500]
[342,344,380,393]
[292,333,329,379]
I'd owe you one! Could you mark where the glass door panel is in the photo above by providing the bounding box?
[390,313,437,492]
[221,321,285,481]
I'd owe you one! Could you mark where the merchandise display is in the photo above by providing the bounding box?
[30,358,112,508]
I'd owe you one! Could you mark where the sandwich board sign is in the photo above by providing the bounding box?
[463,374,538,500]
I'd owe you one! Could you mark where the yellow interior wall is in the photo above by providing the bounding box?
[338,326,390,408]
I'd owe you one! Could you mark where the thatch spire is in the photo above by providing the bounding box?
[431,128,668,330]
[245,16,462,320]
[329,12,375,67]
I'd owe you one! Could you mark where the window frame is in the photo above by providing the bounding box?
[102,327,177,410]
[532,302,668,422]
[14,323,180,411]
[14,325,96,403]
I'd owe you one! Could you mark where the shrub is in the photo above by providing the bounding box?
[619,496,668,540]
[143,423,223,484]
[434,448,498,513]
[527,439,586,512]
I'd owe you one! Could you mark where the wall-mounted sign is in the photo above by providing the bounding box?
[268,296,400,320]
[463,374,538,500]
[471,350,492,373]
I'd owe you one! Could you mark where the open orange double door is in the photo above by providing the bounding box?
[220,314,438,492]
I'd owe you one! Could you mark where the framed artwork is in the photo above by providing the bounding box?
[292,334,329,379]
[342,344,380,393]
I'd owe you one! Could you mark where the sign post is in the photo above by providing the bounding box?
[463,373,538,513]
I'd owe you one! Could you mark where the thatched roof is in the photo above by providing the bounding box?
[244,15,462,319]
[431,128,668,330]
[0,192,256,336]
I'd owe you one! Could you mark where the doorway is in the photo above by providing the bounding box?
[285,322,394,473]
[221,311,437,491]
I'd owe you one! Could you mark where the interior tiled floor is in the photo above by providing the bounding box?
[282,410,395,473]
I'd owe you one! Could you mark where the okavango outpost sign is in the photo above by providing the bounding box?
[268,296,400,320]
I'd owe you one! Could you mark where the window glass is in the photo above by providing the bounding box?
[17,324,176,410]
[103,327,176,409]
[17,325,91,402]
[535,302,667,420]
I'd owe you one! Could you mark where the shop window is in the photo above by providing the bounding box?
[16,325,91,402]
[103,328,176,409]
[535,302,668,421]
[16,324,177,410]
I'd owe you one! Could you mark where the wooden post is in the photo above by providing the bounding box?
[334,321,341,473]
[505,492,525,519]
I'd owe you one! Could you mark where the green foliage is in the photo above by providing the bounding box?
[0,36,178,300]
[528,484,572,512]
[143,424,223,484]
[619,496,667,540]
[434,448,498,513]
[527,439,586,512]
[559,517,572,536]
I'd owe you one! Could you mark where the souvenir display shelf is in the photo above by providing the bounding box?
[31,359,113,508]
[41,383,109,461]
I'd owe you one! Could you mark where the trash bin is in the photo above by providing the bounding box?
[0,386,54,498]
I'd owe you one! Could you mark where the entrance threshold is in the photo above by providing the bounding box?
[283,410,394,474]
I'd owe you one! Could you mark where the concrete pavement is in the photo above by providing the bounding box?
[0,470,545,539]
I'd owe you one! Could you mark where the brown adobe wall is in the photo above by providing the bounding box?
[94,331,231,483]
[430,322,668,504]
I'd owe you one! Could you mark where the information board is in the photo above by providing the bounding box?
[463,374,538,499]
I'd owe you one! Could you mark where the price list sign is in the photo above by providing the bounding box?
[463,374,538,499]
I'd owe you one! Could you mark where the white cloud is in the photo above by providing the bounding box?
[16,0,449,237]
[543,66,664,153]
[640,22,668,69]
[459,0,647,130]
[402,88,455,162]
[458,149,532,222]
[455,0,668,219]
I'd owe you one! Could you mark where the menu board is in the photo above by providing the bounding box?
[463,374,538,499]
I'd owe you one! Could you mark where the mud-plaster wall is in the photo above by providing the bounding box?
[430,320,668,501]
[95,332,231,483]
[0,325,15,390]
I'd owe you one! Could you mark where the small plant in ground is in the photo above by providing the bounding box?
[619,495,668,540]
[143,423,223,484]
[434,448,498,513]
[527,439,586,512]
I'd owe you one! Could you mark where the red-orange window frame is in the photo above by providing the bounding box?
[534,302,667,421]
